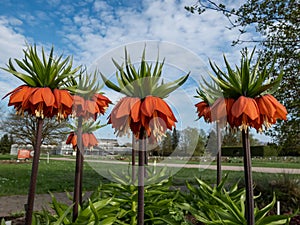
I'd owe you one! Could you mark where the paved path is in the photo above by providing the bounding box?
[157,162,300,174]
[50,157,300,174]
[0,192,92,218]
[0,192,72,218]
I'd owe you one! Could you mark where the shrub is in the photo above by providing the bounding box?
[222,146,278,157]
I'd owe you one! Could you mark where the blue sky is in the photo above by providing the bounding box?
[0,0,270,143]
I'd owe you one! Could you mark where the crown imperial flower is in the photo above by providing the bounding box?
[196,48,287,132]
[102,48,189,141]
[2,45,81,120]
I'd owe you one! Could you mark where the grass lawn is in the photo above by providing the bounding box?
[0,154,299,196]
[0,158,107,196]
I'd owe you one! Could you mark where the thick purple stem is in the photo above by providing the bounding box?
[242,128,255,225]
[138,127,145,225]
[25,118,44,225]
[216,122,222,185]
[73,116,83,222]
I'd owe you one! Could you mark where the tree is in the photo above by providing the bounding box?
[180,127,206,156]
[185,0,300,154]
[205,129,217,155]
[195,129,206,156]
[171,128,180,151]
[222,129,261,147]
[160,131,172,156]
[0,134,13,154]
[0,111,69,148]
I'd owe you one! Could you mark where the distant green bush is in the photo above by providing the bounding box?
[221,146,278,157]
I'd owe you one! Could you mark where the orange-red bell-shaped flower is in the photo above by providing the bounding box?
[72,94,111,120]
[66,132,98,149]
[109,95,177,141]
[5,85,74,120]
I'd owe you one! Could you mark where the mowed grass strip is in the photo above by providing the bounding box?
[1,156,299,196]
[0,159,107,196]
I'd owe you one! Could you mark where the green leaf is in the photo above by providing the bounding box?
[145,216,178,225]
[255,194,276,222]
[50,193,72,224]
[2,67,37,87]
[53,204,73,225]
[88,199,100,224]
[99,217,116,225]
[100,72,122,92]
[256,214,290,225]
[102,48,189,99]
[2,44,81,88]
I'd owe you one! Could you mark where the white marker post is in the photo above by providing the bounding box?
[47,152,50,164]
[277,201,280,215]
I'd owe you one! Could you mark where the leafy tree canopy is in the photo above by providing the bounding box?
[0,134,13,154]
[185,0,299,154]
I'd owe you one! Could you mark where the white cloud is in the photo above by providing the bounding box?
[0,0,270,142]
[0,17,27,98]
[45,0,61,7]
[54,0,256,70]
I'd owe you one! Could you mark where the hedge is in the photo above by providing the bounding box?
[221,145,278,157]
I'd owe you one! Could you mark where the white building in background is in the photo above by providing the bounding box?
[11,144,34,155]
[10,138,131,156]
[10,143,58,155]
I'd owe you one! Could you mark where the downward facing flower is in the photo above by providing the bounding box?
[69,72,112,120]
[66,132,78,149]
[139,95,177,141]
[102,48,189,141]
[53,89,73,120]
[210,98,235,126]
[195,101,211,122]
[66,120,103,149]
[2,45,80,120]
[205,48,287,132]
[109,96,177,141]
[194,82,220,123]
[256,94,287,130]
[141,96,177,140]
[66,132,98,149]
[72,94,111,120]
[109,97,141,137]
[5,85,74,119]
[231,96,260,130]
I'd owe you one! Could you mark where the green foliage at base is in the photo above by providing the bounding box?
[180,174,292,225]
[33,167,188,224]
[30,170,294,225]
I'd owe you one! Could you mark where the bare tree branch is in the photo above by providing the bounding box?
[0,111,69,148]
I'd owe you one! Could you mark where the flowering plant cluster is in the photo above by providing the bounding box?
[195,49,287,132]
[102,48,189,141]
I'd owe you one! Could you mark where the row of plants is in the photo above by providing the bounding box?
[5,168,294,225]
[1,43,191,224]
[1,43,290,224]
